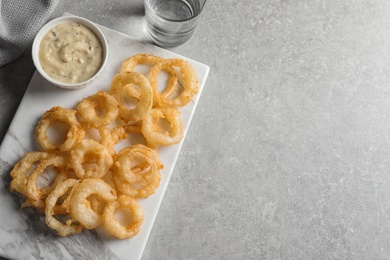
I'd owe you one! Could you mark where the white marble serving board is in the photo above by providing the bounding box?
[0,15,209,260]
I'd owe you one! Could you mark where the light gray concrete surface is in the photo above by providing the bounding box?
[2,0,390,259]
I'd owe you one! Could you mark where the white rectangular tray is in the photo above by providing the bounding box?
[0,15,209,260]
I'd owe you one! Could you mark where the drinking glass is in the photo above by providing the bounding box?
[144,0,207,47]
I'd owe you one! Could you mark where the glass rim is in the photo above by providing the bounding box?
[145,0,207,23]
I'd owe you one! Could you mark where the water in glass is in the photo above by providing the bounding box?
[145,0,206,47]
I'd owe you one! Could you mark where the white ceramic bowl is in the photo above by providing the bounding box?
[32,16,108,89]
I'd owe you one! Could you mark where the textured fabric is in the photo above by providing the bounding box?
[0,0,58,67]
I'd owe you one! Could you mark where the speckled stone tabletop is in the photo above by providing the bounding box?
[2,0,390,259]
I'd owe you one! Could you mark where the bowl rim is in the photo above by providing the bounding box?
[31,16,108,89]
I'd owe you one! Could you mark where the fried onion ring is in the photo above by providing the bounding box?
[35,106,85,151]
[109,71,152,123]
[70,139,113,179]
[112,144,162,198]
[148,58,198,107]
[120,54,178,99]
[141,107,184,147]
[121,54,163,73]
[69,178,117,229]
[45,179,83,236]
[10,152,54,196]
[76,91,119,128]
[102,195,144,239]
[25,155,68,206]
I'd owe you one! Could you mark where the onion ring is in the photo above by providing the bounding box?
[102,195,144,239]
[10,152,54,196]
[121,54,163,73]
[76,91,119,128]
[112,144,162,198]
[35,106,85,152]
[25,155,68,206]
[109,71,152,123]
[148,58,198,107]
[120,54,178,99]
[141,107,184,147]
[70,139,113,179]
[45,179,83,236]
[69,178,117,229]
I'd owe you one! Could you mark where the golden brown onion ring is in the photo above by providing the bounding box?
[69,178,117,229]
[109,71,153,123]
[10,152,54,196]
[45,179,83,236]
[112,144,162,198]
[35,106,85,152]
[148,58,198,107]
[141,107,184,147]
[120,54,178,99]
[102,195,144,239]
[76,91,119,128]
[70,139,113,179]
[26,155,68,206]
[121,54,163,73]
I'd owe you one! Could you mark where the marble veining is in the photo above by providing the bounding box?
[0,14,209,260]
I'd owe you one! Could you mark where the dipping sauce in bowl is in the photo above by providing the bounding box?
[32,16,108,89]
[39,22,103,84]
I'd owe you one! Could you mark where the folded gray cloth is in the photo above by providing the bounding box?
[0,0,58,67]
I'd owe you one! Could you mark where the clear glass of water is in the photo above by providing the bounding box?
[144,0,207,47]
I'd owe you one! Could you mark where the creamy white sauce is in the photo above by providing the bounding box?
[39,22,103,84]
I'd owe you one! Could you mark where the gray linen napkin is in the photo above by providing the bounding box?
[0,0,58,67]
